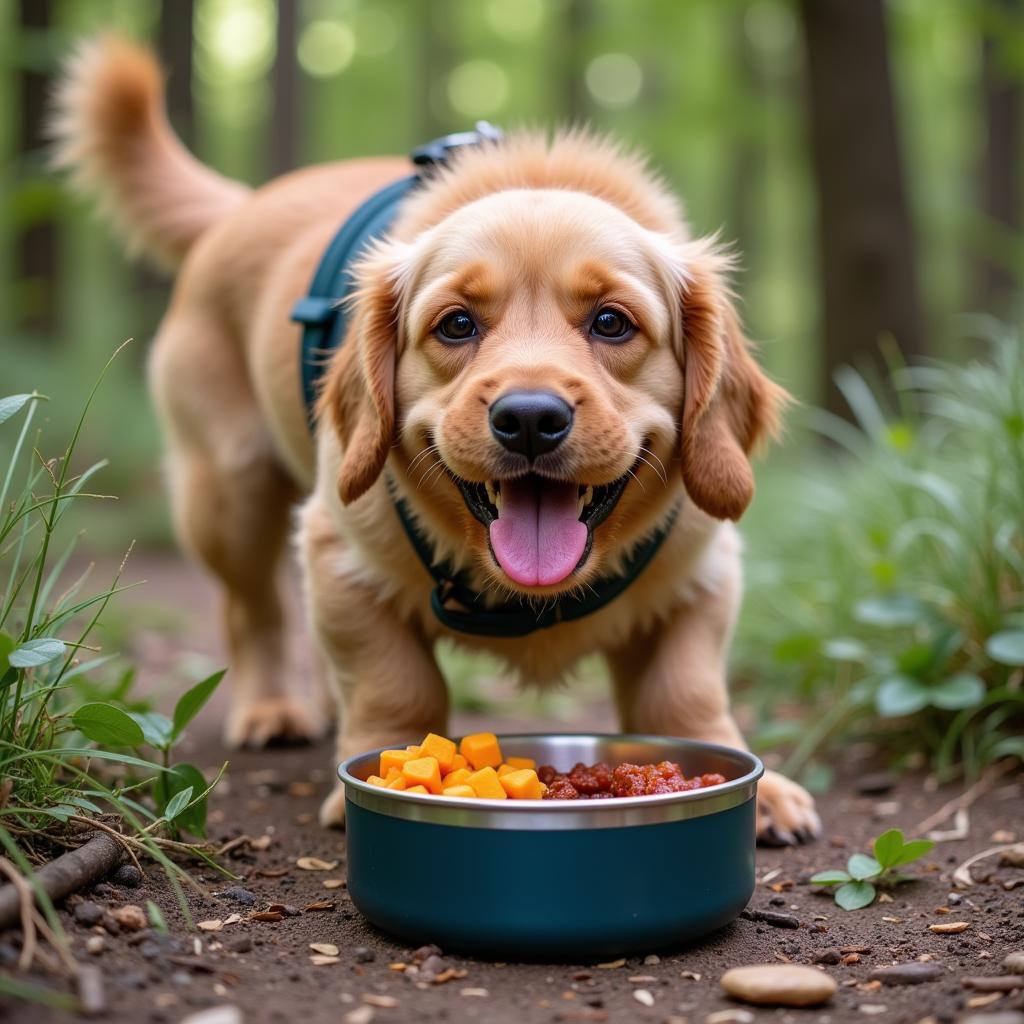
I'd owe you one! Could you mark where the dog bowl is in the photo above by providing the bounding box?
[339,733,763,958]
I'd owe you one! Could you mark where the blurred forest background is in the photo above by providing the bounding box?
[2,0,1023,783]
[2,0,1022,545]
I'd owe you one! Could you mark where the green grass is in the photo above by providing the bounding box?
[735,320,1024,785]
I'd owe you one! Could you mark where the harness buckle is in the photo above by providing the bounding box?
[411,122,504,172]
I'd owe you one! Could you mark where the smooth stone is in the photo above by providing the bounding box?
[812,949,842,965]
[868,962,944,985]
[111,864,142,888]
[958,1014,1024,1024]
[216,886,258,906]
[73,901,104,927]
[720,964,837,1007]
[352,945,375,963]
[1003,951,1024,975]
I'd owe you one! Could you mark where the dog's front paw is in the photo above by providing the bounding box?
[319,784,346,828]
[224,696,320,749]
[756,769,821,845]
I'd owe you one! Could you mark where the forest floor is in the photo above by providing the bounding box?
[6,554,1024,1024]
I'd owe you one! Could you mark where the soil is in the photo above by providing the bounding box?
[5,555,1024,1023]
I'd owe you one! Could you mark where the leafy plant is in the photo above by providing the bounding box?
[811,828,935,910]
[738,324,1024,783]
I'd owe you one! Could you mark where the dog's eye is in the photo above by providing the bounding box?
[590,307,635,342]
[436,310,478,343]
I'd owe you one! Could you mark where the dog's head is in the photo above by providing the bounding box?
[321,136,786,597]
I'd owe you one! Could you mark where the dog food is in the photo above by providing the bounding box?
[365,733,728,801]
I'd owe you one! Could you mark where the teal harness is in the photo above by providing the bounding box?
[291,129,676,638]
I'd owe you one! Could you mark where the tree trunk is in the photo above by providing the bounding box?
[563,0,589,125]
[158,0,195,148]
[413,0,452,140]
[975,0,1021,321]
[799,0,925,415]
[269,0,300,177]
[16,0,57,338]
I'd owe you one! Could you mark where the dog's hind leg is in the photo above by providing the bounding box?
[150,312,317,748]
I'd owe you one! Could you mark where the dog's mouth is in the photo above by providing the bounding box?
[455,472,630,587]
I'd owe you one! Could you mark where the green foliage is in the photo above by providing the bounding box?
[0,356,229,946]
[738,326,1024,781]
[811,828,935,911]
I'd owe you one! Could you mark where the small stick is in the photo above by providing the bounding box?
[0,832,122,932]
[911,760,1016,837]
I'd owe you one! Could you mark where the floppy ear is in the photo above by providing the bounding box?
[318,243,407,505]
[677,242,788,521]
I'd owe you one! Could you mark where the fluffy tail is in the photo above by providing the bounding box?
[49,35,250,269]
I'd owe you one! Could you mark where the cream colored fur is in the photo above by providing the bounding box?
[52,36,819,843]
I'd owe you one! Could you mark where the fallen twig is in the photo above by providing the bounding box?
[952,843,1022,889]
[911,760,1017,838]
[0,832,122,932]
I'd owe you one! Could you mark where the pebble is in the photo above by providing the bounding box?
[856,771,896,795]
[705,1011,755,1024]
[812,949,842,965]
[412,944,441,963]
[343,1008,375,1024]
[1003,952,1024,975]
[226,935,253,954]
[868,962,944,985]
[720,964,837,1007]
[948,892,962,905]
[178,1008,244,1024]
[110,864,143,888]
[962,977,1024,993]
[85,935,105,955]
[73,901,104,927]
[858,1006,887,1016]
[216,887,259,906]
[77,964,105,1016]
[739,908,800,929]
[643,953,660,966]
[111,904,147,931]
[418,954,446,978]
[633,989,654,1007]
[958,1015,1024,1024]
[353,945,375,963]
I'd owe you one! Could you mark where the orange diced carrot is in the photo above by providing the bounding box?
[405,785,429,794]
[506,756,536,770]
[466,766,507,799]
[499,768,543,800]
[419,733,457,773]
[380,749,415,776]
[442,767,471,788]
[401,756,443,794]
[497,764,515,777]
[384,766,403,782]
[450,753,469,772]
[442,784,477,798]
[366,775,387,787]
[460,732,503,770]
[385,776,407,790]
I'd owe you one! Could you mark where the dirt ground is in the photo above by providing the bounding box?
[5,555,1024,1023]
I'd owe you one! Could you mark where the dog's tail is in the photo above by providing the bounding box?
[49,35,250,269]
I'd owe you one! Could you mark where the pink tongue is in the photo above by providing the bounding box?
[489,478,588,587]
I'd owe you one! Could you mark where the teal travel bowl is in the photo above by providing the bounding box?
[339,733,763,959]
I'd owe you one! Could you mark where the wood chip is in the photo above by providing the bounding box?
[460,988,489,997]
[249,835,272,851]
[250,911,283,923]
[433,968,467,984]
[596,958,625,969]
[197,919,223,931]
[967,993,1004,1009]
[297,857,338,871]
[633,989,655,1007]
[388,963,406,972]
[323,879,347,889]
[680,970,702,981]
[310,943,339,956]
[310,955,340,966]
[628,975,657,983]
[362,994,398,1008]
[929,921,970,934]
[303,899,336,912]
[289,781,316,797]
[223,914,241,926]
[255,867,289,878]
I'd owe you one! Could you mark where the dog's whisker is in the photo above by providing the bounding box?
[637,445,669,485]
[415,458,445,489]
[408,444,441,475]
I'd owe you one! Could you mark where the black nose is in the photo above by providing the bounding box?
[489,390,574,459]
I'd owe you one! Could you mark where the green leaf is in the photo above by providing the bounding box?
[854,595,927,628]
[0,632,14,672]
[772,633,820,663]
[0,394,33,426]
[822,637,869,662]
[810,869,851,885]
[171,670,225,740]
[930,673,985,711]
[986,630,1024,666]
[875,675,930,717]
[871,828,905,869]
[835,880,876,911]
[163,763,208,837]
[146,901,168,934]
[886,838,934,868]
[8,638,66,668]
[71,703,146,747]
[164,786,193,821]
[847,853,882,880]
[130,711,174,750]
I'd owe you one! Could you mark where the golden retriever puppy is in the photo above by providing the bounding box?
[53,36,819,843]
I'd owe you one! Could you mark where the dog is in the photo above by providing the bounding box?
[52,36,819,843]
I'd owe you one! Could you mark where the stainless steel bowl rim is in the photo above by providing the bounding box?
[339,732,764,831]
